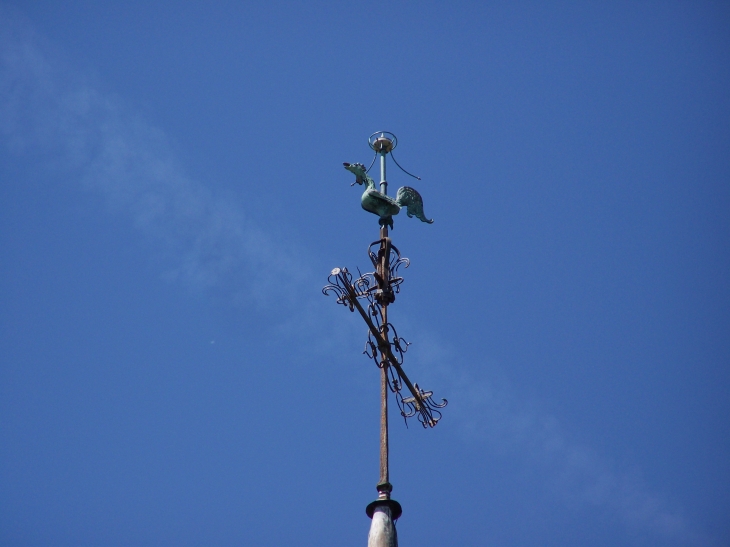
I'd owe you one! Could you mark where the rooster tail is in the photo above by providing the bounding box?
[395,186,434,224]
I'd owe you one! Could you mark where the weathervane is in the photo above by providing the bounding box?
[323,132,447,547]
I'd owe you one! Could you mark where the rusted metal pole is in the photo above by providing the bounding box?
[378,224,390,493]
[379,331,389,489]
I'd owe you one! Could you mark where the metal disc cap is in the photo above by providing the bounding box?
[366,499,403,520]
[368,131,397,153]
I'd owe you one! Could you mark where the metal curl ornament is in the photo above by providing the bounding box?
[322,257,447,430]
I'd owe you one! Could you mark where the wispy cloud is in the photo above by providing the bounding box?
[0,9,306,309]
[0,11,706,546]
[409,334,704,546]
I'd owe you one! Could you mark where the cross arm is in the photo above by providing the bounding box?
[334,269,445,427]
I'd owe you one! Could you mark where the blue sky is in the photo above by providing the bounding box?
[1,2,728,546]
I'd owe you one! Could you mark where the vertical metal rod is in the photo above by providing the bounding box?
[378,224,390,494]
[379,327,389,489]
[375,135,393,500]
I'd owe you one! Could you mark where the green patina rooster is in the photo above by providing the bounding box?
[343,162,434,229]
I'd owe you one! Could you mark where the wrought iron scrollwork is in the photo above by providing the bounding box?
[399,385,448,428]
[322,255,448,429]
[322,267,378,311]
[322,267,357,311]
[368,238,410,298]
[364,322,410,367]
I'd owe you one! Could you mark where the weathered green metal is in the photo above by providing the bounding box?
[343,162,434,229]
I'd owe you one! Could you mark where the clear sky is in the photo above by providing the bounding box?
[1,2,728,546]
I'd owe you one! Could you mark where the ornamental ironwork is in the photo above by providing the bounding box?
[322,132,447,545]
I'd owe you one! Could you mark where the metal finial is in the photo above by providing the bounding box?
[344,132,433,229]
[329,133,445,546]
[369,131,397,153]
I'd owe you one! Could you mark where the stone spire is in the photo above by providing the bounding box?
[367,490,401,547]
[368,505,398,547]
